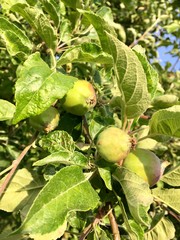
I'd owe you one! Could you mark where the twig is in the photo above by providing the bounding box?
[170,56,180,72]
[161,205,180,222]
[129,18,160,48]
[0,132,38,198]
[108,207,121,240]
[82,116,92,144]
[0,165,13,177]
[79,210,102,240]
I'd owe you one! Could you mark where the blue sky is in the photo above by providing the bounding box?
[158,45,180,71]
[157,33,180,71]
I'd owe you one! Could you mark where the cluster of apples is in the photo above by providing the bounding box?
[96,126,162,187]
[29,79,162,187]
[29,80,97,132]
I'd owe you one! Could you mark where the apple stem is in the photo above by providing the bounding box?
[126,119,134,133]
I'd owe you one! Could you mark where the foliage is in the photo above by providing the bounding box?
[0,0,179,239]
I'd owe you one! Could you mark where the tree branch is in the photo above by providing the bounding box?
[129,18,160,48]
[0,131,39,198]
[108,207,121,240]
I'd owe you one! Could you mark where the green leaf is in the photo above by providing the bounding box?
[124,219,144,240]
[0,100,15,121]
[115,194,144,240]
[33,150,72,166]
[145,212,175,240]
[12,52,76,124]
[11,3,57,50]
[39,130,75,153]
[0,17,32,59]
[0,168,43,212]
[113,167,153,226]
[105,32,151,119]
[133,45,159,99]
[40,0,60,27]
[152,188,180,213]
[59,18,72,43]
[152,94,179,109]
[57,43,113,66]
[98,167,112,190]
[0,0,26,11]
[61,0,83,9]
[33,150,89,168]
[161,164,180,186]
[17,166,99,240]
[164,21,180,33]
[79,10,117,54]
[149,106,180,138]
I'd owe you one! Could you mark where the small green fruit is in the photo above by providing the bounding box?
[96,127,131,163]
[62,80,97,116]
[29,106,60,132]
[123,148,161,186]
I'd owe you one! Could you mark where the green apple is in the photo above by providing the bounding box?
[62,80,97,116]
[96,126,131,163]
[29,106,60,132]
[123,148,161,186]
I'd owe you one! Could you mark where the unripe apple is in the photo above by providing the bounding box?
[29,106,60,132]
[62,80,97,116]
[123,148,161,186]
[96,127,131,163]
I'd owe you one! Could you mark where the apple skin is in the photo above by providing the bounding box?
[96,127,131,163]
[62,80,97,116]
[123,148,161,186]
[29,106,60,132]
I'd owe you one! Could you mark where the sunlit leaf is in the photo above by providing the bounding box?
[152,188,180,213]
[33,150,89,168]
[79,10,117,54]
[149,106,180,138]
[145,212,175,240]
[0,100,15,121]
[39,130,75,153]
[12,53,76,124]
[161,164,180,186]
[17,166,99,240]
[133,45,159,99]
[0,17,32,59]
[105,32,151,119]
[40,0,60,27]
[11,3,57,50]
[0,168,43,212]
[0,0,26,11]
[57,43,113,66]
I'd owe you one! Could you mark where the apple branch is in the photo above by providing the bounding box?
[108,206,121,240]
[0,131,39,198]
[129,18,160,48]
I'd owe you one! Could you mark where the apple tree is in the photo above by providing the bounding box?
[0,0,179,239]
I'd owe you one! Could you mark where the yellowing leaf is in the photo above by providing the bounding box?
[0,168,42,212]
